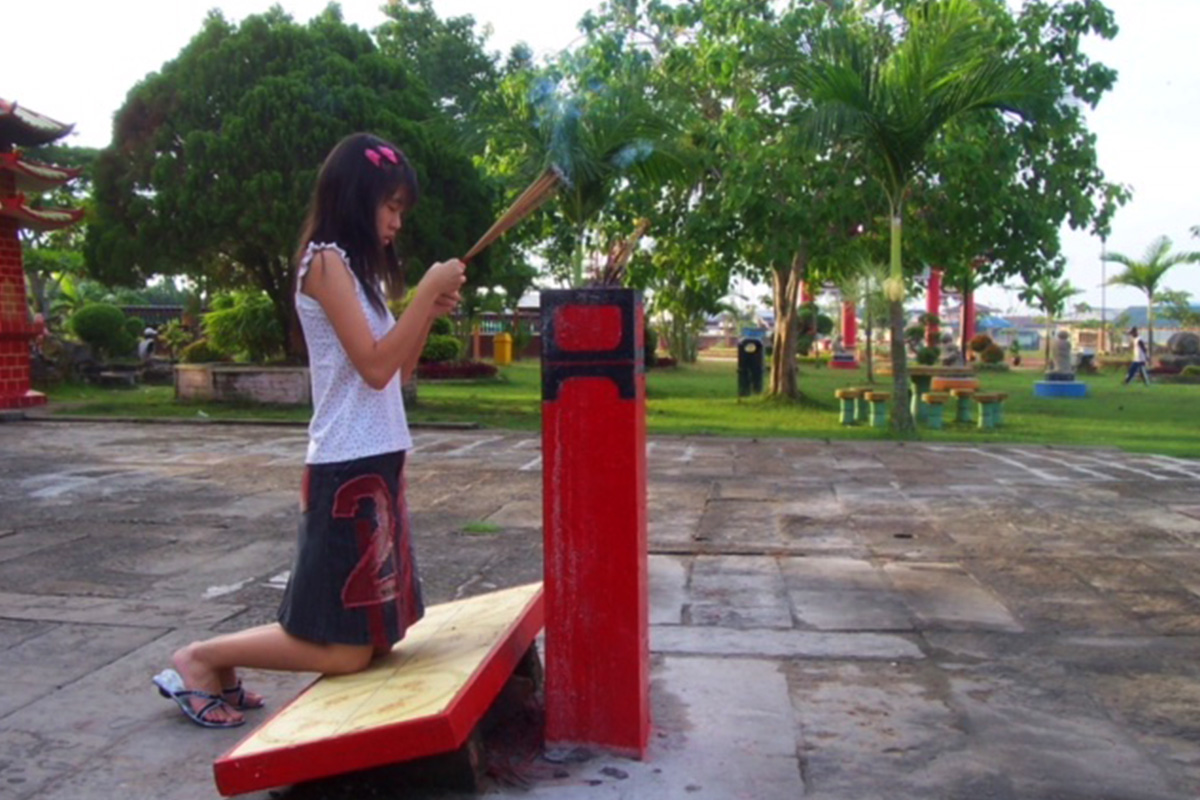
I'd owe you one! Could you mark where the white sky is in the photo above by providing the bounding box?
[4,0,1198,314]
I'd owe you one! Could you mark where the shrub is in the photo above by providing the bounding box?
[1182,365,1200,377]
[416,360,498,380]
[421,334,464,363]
[70,303,136,360]
[203,291,284,363]
[159,319,195,358]
[180,339,227,364]
[644,326,659,368]
[430,315,454,336]
[981,342,1005,364]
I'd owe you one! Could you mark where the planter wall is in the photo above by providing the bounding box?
[174,364,311,406]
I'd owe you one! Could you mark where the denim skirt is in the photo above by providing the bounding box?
[278,449,424,652]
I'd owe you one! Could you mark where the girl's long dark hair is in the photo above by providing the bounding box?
[294,132,419,313]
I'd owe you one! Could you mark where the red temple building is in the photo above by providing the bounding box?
[0,98,84,410]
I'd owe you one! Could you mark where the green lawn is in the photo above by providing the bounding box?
[37,359,1200,459]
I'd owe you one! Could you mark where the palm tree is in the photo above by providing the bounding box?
[783,0,1044,432]
[1103,236,1200,357]
[478,60,693,286]
[1020,275,1082,365]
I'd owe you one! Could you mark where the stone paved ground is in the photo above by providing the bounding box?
[1,420,1199,799]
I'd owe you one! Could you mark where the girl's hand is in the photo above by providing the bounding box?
[432,291,461,317]
[421,259,467,297]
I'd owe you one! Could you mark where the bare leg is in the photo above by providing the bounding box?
[171,623,374,724]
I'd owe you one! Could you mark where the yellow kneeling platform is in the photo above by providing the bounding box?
[214,582,545,796]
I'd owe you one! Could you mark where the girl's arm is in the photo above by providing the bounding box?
[301,249,466,390]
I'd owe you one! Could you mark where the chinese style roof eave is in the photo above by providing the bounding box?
[0,194,84,232]
[0,99,74,148]
[0,152,81,192]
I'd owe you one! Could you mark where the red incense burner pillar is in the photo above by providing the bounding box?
[540,288,649,758]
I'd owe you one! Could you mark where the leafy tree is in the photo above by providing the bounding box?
[375,0,501,122]
[784,0,1050,432]
[901,0,1127,355]
[375,0,541,328]
[1103,236,1200,355]
[1157,290,1200,330]
[1019,275,1082,364]
[86,6,493,361]
[580,0,875,396]
[20,143,97,325]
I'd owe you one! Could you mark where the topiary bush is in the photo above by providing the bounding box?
[916,345,940,365]
[203,290,284,363]
[981,342,1006,364]
[421,334,464,363]
[69,302,136,360]
[969,333,994,353]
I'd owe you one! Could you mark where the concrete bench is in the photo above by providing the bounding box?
[97,370,138,388]
[973,392,1007,430]
[834,387,864,425]
[862,391,890,428]
[920,392,951,429]
[214,582,544,796]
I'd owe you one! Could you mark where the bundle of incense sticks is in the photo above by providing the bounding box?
[463,167,563,263]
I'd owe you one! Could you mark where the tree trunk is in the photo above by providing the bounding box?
[864,312,875,384]
[888,299,915,433]
[887,211,915,433]
[768,250,804,399]
[1044,315,1052,366]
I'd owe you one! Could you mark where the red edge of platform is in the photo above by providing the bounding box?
[213,586,545,796]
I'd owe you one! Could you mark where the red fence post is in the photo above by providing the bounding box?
[540,288,649,758]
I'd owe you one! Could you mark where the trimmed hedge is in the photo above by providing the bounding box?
[416,360,499,380]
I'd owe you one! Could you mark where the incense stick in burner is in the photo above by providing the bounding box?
[463,167,563,263]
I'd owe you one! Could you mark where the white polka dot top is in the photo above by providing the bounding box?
[296,242,412,464]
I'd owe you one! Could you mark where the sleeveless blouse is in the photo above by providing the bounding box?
[295,242,412,464]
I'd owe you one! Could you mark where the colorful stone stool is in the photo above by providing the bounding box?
[854,388,872,424]
[973,392,1004,430]
[949,387,976,424]
[863,391,890,428]
[921,392,951,429]
[835,388,863,425]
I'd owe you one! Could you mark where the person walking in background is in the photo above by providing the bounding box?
[150,132,467,728]
[1123,326,1150,386]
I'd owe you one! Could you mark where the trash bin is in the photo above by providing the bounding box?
[494,332,514,366]
[737,337,764,396]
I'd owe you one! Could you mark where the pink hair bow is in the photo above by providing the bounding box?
[365,146,400,168]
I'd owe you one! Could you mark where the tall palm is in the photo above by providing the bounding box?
[785,0,1043,432]
[1020,275,1082,365]
[1103,236,1200,357]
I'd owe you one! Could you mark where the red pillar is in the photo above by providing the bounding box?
[926,268,942,346]
[962,282,977,348]
[541,288,649,758]
[0,215,45,410]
